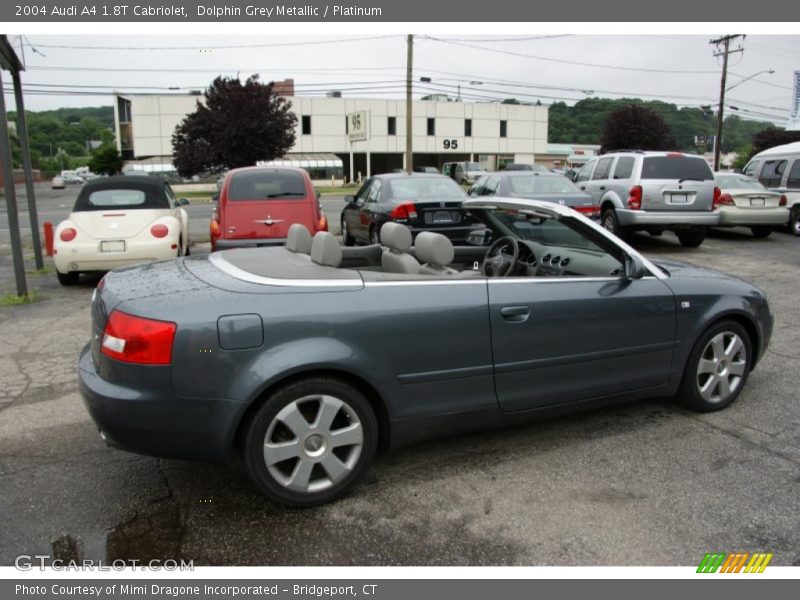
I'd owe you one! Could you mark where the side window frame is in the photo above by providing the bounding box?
[743,160,760,178]
[612,156,635,180]
[592,157,614,181]
[367,179,383,203]
[785,159,800,189]
[355,179,373,203]
[575,160,595,183]
[759,159,788,189]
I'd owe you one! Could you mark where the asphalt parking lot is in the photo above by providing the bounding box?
[1,184,799,566]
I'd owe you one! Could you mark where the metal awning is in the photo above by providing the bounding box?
[257,153,343,169]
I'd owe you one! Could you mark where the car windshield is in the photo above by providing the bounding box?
[84,189,147,208]
[484,208,605,252]
[716,175,766,191]
[641,156,713,180]
[228,170,307,200]
[387,177,466,201]
[508,175,580,195]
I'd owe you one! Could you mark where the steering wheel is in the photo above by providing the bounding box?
[482,236,520,277]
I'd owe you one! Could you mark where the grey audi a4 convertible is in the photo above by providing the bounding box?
[79,198,773,506]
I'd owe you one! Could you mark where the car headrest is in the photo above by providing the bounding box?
[380,222,412,252]
[414,231,454,267]
[286,223,313,254]
[310,231,342,267]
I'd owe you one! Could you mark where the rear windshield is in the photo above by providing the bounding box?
[73,184,169,211]
[228,170,307,201]
[641,156,713,180]
[508,176,580,195]
[387,177,466,201]
[715,175,766,191]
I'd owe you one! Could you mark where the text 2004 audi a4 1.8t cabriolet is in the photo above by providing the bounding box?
[78,198,773,506]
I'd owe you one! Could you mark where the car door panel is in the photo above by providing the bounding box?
[489,277,676,411]
[344,179,372,242]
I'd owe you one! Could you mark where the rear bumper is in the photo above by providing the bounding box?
[716,207,789,226]
[616,209,720,228]
[215,237,287,249]
[54,239,178,273]
[78,344,244,463]
[408,225,482,242]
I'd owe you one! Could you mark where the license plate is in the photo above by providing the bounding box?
[431,211,455,224]
[100,240,125,253]
[750,197,765,207]
[669,193,689,204]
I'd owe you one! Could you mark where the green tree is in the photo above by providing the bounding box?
[600,104,677,153]
[89,144,123,175]
[172,75,298,177]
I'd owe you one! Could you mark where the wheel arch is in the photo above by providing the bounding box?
[600,192,623,213]
[231,367,392,456]
[688,310,762,374]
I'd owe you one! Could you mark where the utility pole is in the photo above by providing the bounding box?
[405,34,413,174]
[710,34,745,171]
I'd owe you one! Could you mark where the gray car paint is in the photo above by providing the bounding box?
[79,200,773,463]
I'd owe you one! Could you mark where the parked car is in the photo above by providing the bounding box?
[503,163,550,173]
[51,175,65,189]
[468,171,598,217]
[414,166,439,174]
[742,141,800,236]
[340,172,474,245]
[210,166,328,251]
[79,197,773,506]
[442,161,488,185]
[574,150,719,247]
[53,176,190,286]
[712,172,788,238]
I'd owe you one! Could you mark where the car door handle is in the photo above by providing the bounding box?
[599,185,606,191]
[500,306,530,322]
[579,185,586,191]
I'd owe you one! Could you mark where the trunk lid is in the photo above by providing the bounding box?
[726,188,783,209]
[71,209,166,239]
[220,199,316,240]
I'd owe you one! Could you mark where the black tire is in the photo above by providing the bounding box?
[676,320,752,413]
[601,208,627,241]
[790,206,800,237]
[242,377,378,507]
[185,243,191,256]
[676,228,706,248]
[341,219,355,246]
[750,226,772,239]
[56,270,79,286]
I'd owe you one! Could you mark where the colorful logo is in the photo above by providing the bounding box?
[697,552,773,573]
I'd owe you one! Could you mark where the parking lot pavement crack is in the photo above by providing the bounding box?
[767,348,800,361]
[681,412,800,467]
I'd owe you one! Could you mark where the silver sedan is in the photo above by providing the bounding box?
[713,172,789,238]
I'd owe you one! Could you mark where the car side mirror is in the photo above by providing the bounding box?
[178,197,190,206]
[466,228,493,247]
[624,254,647,280]
[316,190,321,200]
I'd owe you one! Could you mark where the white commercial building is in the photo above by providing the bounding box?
[114,93,549,181]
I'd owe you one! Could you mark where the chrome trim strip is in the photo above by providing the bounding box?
[364,278,486,287]
[208,253,363,288]
[397,364,495,384]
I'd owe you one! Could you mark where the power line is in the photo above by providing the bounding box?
[423,36,721,74]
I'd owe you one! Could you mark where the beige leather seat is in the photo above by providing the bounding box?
[310,231,343,268]
[416,231,458,276]
[380,223,420,274]
[286,223,313,254]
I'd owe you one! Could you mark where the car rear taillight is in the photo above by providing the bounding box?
[317,214,329,232]
[210,218,221,238]
[390,202,418,222]
[150,224,168,238]
[779,195,787,207]
[101,310,176,365]
[60,227,77,242]
[627,186,643,210]
[713,186,721,206]
[714,192,734,208]
[574,205,598,216]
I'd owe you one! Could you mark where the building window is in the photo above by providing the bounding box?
[388,116,396,136]
[464,119,472,137]
[427,118,435,136]
[302,115,311,135]
[500,120,507,138]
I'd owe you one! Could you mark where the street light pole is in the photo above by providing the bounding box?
[405,34,414,175]
[710,34,745,171]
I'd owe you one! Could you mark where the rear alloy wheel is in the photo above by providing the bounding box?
[56,270,79,286]
[676,228,706,248]
[790,206,800,237]
[677,320,752,412]
[601,208,627,241]
[750,226,772,239]
[242,377,378,507]
[341,219,355,246]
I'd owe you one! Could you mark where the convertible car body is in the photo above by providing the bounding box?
[78,198,773,506]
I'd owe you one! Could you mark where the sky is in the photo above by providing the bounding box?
[5,34,800,126]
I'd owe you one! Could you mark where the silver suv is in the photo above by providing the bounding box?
[573,150,719,247]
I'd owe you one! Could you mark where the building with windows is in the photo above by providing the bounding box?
[114,93,549,182]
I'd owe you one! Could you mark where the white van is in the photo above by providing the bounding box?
[743,141,800,236]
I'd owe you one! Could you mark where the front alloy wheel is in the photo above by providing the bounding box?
[790,206,800,237]
[243,378,378,506]
[678,320,752,412]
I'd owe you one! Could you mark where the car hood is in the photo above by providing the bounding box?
[651,258,766,291]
